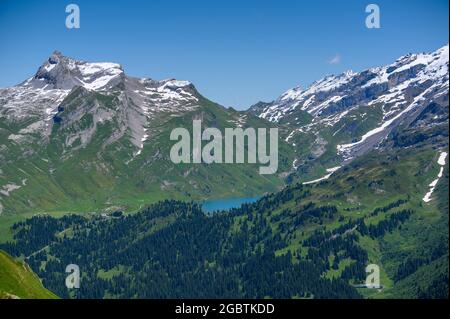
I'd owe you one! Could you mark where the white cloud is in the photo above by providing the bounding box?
[328,54,341,65]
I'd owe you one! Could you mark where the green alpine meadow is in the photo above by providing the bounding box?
[0,250,58,299]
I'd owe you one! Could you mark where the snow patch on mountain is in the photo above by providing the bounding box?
[337,83,440,159]
[0,183,21,196]
[423,151,447,203]
[303,166,341,185]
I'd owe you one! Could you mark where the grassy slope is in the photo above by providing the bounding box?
[277,99,386,182]
[0,91,295,218]
[1,84,447,298]
[238,128,448,298]
[1,138,447,298]
[0,250,58,299]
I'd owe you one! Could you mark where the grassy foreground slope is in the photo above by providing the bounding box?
[0,250,58,299]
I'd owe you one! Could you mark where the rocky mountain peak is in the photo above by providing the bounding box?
[250,44,448,164]
[0,52,201,144]
[252,44,448,122]
[29,51,124,91]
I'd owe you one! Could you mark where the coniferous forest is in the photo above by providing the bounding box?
[3,176,446,299]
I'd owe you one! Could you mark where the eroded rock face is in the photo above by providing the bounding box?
[0,51,201,146]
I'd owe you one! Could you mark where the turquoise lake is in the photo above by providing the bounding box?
[201,197,260,213]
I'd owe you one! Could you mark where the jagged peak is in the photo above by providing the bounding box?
[51,50,63,56]
[253,43,448,122]
[28,51,124,91]
[277,44,448,103]
[160,79,192,88]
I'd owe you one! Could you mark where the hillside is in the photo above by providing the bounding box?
[250,45,449,182]
[0,250,58,299]
[2,46,447,216]
[0,46,448,299]
[1,132,447,298]
[0,52,294,216]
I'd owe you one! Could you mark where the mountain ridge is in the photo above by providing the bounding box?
[0,46,448,299]
[0,52,294,216]
[249,44,448,179]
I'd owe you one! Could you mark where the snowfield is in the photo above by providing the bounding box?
[423,151,447,203]
[303,166,341,185]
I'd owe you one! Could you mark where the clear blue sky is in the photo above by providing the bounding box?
[0,0,448,109]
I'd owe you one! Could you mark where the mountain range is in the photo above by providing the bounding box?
[1,46,448,216]
[250,44,448,181]
[0,51,295,215]
[0,45,448,299]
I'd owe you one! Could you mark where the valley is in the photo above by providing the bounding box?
[0,45,448,299]
[1,138,447,298]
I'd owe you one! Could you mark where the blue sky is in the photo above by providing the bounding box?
[0,0,448,109]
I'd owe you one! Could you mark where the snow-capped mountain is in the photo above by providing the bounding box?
[1,46,448,215]
[0,52,292,215]
[0,51,200,148]
[250,45,449,163]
